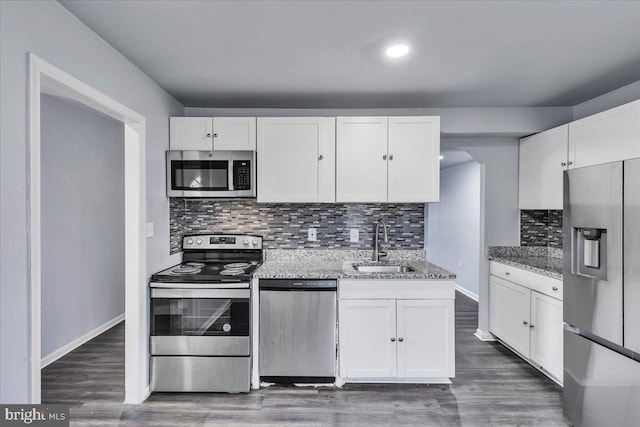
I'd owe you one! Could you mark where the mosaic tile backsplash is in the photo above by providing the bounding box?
[170,199,425,254]
[520,210,563,248]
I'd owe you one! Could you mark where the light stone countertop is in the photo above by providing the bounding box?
[488,246,563,280]
[253,249,456,280]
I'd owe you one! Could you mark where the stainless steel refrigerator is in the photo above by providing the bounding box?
[563,159,640,426]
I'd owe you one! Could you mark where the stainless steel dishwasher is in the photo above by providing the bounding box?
[259,279,337,382]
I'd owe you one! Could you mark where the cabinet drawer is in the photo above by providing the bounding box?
[338,280,455,300]
[490,261,562,300]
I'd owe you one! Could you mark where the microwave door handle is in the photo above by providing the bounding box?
[228,160,235,191]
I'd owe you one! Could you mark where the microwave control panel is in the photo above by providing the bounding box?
[233,160,251,190]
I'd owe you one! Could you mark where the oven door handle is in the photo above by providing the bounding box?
[151,288,250,299]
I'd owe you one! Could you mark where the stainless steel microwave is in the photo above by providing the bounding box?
[166,151,256,198]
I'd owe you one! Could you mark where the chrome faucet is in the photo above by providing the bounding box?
[373,218,389,262]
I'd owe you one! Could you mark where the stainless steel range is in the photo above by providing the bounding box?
[149,234,263,393]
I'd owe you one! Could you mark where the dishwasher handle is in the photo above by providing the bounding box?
[259,279,337,290]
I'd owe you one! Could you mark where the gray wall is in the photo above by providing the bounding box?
[442,138,521,333]
[573,79,640,120]
[0,1,184,402]
[185,106,574,137]
[427,161,482,297]
[41,95,125,358]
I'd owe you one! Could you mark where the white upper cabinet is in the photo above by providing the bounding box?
[170,117,256,151]
[569,99,640,169]
[336,116,440,203]
[388,116,440,203]
[170,117,213,151]
[336,117,388,202]
[213,117,256,151]
[518,124,568,210]
[257,117,336,203]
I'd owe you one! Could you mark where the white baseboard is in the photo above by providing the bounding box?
[474,328,496,342]
[455,284,479,302]
[41,313,125,368]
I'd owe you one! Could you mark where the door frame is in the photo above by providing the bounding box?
[28,54,148,404]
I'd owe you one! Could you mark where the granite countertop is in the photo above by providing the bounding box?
[488,246,563,280]
[253,249,456,280]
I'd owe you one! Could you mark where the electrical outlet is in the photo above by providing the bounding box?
[308,228,318,241]
[350,229,359,243]
[146,222,154,238]
[458,259,463,268]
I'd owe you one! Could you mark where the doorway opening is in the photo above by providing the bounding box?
[28,54,148,404]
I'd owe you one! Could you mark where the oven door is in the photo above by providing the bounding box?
[150,288,250,356]
[166,151,256,198]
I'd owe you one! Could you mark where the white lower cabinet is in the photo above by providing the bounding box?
[530,291,564,381]
[489,263,563,384]
[338,279,455,382]
[338,299,397,378]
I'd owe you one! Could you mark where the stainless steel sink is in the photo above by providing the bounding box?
[353,265,415,273]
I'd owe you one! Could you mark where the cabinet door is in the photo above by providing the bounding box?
[569,99,640,169]
[170,117,213,151]
[530,291,563,382]
[213,117,256,151]
[396,299,455,378]
[338,299,397,378]
[336,117,388,202]
[489,275,531,358]
[387,116,440,202]
[518,124,568,210]
[257,118,335,203]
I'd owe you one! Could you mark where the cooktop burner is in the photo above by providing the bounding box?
[170,265,203,275]
[224,262,251,269]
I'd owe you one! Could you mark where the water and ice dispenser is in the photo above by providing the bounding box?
[572,227,608,280]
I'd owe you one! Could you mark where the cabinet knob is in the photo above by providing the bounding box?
[523,321,529,325]
[390,337,396,342]
[206,133,212,138]
[505,271,510,276]
[552,286,559,291]
[568,161,573,165]
[318,154,324,161]
[213,133,218,138]
[398,337,404,342]
[383,154,387,160]
[389,154,394,161]
[530,324,535,328]
[561,162,567,167]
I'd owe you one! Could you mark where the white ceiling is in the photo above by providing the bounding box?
[60,0,640,108]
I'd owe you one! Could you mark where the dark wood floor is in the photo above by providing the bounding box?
[42,293,568,426]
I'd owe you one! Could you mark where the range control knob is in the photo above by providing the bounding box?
[187,238,194,245]
[243,238,250,246]
[196,238,203,245]
[252,239,259,246]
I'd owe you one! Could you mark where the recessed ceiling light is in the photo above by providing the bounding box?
[385,44,410,58]
[439,155,444,160]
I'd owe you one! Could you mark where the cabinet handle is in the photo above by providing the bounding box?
[213,133,218,138]
[523,321,529,325]
[561,162,567,167]
[389,154,394,161]
[552,286,559,291]
[505,271,510,276]
[206,133,212,138]
[383,154,387,160]
[530,324,535,328]
[398,337,404,342]
[390,337,396,342]
[318,154,324,161]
